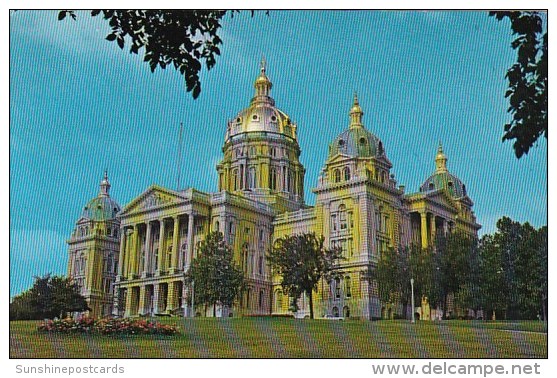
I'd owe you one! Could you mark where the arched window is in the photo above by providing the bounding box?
[232,169,239,191]
[343,306,350,318]
[166,246,172,269]
[249,167,256,189]
[259,289,265,309]
[270,168,277,191]
[334,169,341,183]
[429,183,435,191]
[344,167,351,181]
[345,276,351,298]
[107,255,113,273]
[338,204,347,230]
[335,277,341,298]
[332,306,340,317]
[275,290,283,311]
[214,221,220,232]
[80,253,87,274]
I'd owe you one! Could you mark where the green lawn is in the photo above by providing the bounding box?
[9,318,547,358]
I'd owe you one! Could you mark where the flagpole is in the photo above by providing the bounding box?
[177,122,184,190]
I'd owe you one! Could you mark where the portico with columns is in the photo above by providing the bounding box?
[113,185,210,317]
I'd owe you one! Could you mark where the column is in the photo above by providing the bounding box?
[157,219,165,274]
[153,284,160,314]
[138,285,146,315]
[124,288,132,317]
[143,222,152,277]
[117,227,127,279]
[420,212,428,250]
[430,215,436,246]
[166,282,176,314]
[171,216,180,271]
[322,203,330,248]
[128,225,139,277]
[187,214,195,267]
[294,167,299,196]
[352,196,360,256]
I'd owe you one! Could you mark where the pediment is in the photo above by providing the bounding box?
[119,185,187,216]
[326,153,354,165]
[424,190,458,212]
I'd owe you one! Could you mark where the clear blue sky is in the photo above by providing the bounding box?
[9,10,547,296]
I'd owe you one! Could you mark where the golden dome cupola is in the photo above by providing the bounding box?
[225,59,298,142]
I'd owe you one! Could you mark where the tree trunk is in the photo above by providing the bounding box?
[443,294,449,319]
[213,303,216,317]
[309,290,314,319]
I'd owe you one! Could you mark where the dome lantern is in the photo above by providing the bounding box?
[253,57,273,100]
[435,142,448,173]
[99,170,111,197]
[349,92,364,128]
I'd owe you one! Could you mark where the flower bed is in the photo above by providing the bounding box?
[37,317,178,335]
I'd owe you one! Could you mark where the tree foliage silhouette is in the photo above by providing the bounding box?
[58,10,266,99]
[268,233,342,319]
[490,11,547,158]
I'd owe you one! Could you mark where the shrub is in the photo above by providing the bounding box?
[37,317,178,336]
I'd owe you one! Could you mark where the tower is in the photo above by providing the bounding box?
[216,59,306,213]
[67,172,121,317]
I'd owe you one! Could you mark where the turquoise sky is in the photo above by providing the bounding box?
[9,10,547,296]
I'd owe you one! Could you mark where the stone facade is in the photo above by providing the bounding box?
[68,61,480,319]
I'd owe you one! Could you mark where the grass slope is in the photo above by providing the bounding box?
[9,318,547,358]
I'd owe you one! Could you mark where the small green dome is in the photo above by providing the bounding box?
[80,171,120,221]
[420,144,467,198]
[420,171,467,198]
[81,196,121,221]
[328,127,384,159]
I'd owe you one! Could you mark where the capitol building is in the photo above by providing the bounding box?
[66,61,480,319]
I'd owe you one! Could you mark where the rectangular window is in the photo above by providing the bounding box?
[332,215,337,231]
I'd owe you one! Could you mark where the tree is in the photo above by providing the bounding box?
[9,274,88,320]
[58,10,266,99]
[184,231,244,317]
[267,233,342,319]
[478,217,547,320]
[490,11,547,158]
[434,232,477,318]
[375,245,417,319]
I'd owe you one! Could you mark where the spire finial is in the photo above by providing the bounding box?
[253,57,272,100]
[435,142,448,173]
[349,92,364,128]
[260,56,267,74]
[99,170,111,197]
